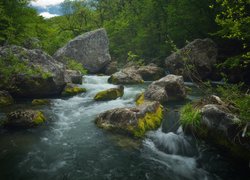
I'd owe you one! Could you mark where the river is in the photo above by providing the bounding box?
[0,75,248,180]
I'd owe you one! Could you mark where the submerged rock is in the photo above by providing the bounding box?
[165,38,217,80]
[94,86,124,101]
[95,101,163,137]
[32,99,51,105]
[54,28,111,73]
[0,91,14,107]
[144,74,186,103]
[64,69,82,84]
[0,45,66,98]
[61,84,86,97]
[5,110,46,128]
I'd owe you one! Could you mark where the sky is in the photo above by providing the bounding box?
[31,0,64,7]
[31,0,64,18]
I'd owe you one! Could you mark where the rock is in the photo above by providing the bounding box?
[144,74,186,103]
[108,66,144,84]
[137,64,165,81]
[104,61,118,75]
[32,99,51,105]
[108,64,165,84]
[0,91,14,107]
[54,28,111,73]
[64,69,82,84]
[0,45,66,98]
[182,96,250,163]
[61,84,86,97]
[5,110,46,128]
[95,101,163,137]
[94,86,124,101]
[165,38,217,80]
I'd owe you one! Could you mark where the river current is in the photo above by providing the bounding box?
[0,76,248,180]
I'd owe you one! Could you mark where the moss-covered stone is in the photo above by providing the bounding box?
[130,104,163,137]
[135,93,145,106]
[181,96,250,163]
[94,86,124,101]
[61,84,86,97]
[5,110,46,128]
[95,101,163,138]
[0,91,14,107]
[32,99,50,105]
[33,111,46,125]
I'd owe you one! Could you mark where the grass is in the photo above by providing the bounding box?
[216,83,250,124]
[180,103,201,127]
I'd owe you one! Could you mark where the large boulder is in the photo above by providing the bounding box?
[95,101,163,137]
[137,63,165,81]
[5,110,46,128]
[108,66,144,84]
[104,61,118,75]
[94,86,124,101]
[0,45,65,98]
[64,69,82,84]
[54,28,111,73]
[165,38,217,80]
[144,74,186,103]
[0,90,14,107]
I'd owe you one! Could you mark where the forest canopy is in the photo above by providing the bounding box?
[0,0,249,71]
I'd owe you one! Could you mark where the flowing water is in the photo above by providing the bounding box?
[0,76,248,180]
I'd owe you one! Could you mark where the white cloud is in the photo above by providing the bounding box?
[40,12,59,18]
[31,0,64,7]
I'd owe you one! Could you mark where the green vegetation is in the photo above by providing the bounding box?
[216,83,250,124]
[180,103,201,127]
[63,57,88,74]
[0,50,52,85]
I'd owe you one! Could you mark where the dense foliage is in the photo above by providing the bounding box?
[0,0,249,76]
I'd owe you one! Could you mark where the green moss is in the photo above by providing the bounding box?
[32,99,50,105]
[33,111,46,125]
[135,93,144,106]
[94,88,124,101]
[62,85,86,97]
[0,93,14,107]
[180,103,201,127]
[131,105,163,137]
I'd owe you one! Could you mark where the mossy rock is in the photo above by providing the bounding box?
[135,93,145,106]
[5,110,46,128]
[32,99,51,105]
[96,101,163,138]
[94,86,124,101]
[61,84,86,97]
[130,103,163,137]
[0,91,14,107]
